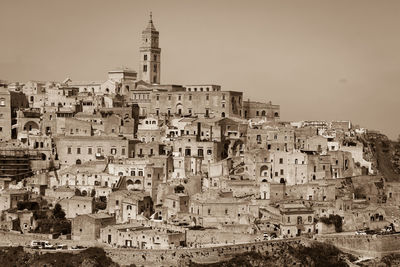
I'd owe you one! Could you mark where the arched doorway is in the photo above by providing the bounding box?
[76,159,82,165]
[23,121,39,131]
[260,165,269,177]
[176,104,183,115]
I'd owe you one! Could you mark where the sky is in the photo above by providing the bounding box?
[0,0,399,139]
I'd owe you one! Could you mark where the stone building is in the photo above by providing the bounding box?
[54,135,131,166]
[279,203,314,237]
[0,189,30,212]
[58,196,94,219]
[246,125,295,152]
[0,84,12,141]
[71,213,115,241]
[100,223,185,249]
[107,190,153,223]
[242,100,280,120]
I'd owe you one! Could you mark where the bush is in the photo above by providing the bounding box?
[53,203,66,219]
[17,201,39,211]
[320,215,343,233]
[34,218,71,234]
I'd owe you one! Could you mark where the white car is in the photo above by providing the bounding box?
[355,230,367,235]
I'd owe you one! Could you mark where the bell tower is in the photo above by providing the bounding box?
[139,12,161,84]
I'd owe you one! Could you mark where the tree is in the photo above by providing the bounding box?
[320,215,343,233]
[53,203,66,219]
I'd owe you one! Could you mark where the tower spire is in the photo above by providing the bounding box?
[140,12,161,84]
[145,12,156,32]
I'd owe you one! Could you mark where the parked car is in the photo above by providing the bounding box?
[30,240,54,249]
[355,230,367,235]
[56,244,67,250]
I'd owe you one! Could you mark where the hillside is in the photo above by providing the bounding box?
[0,247,123,267]
[190,242,355,267]
[362,133,400,182]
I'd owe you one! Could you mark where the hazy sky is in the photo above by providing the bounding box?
[1,0,399,139]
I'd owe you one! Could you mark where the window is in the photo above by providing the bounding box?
[189,95,192,101]
[308,216,312,223]
[144,55,147,60]
[280,169,284,175]
[279,158,283,164]
[122,148,126,155]
[287,216,291,223]
[207,149,212,155]
[111,148,117,155]
[206,94,209,100]
[178,95,181,101]
[154,65,157,72]
[156,95,159,101]
[77,148,81,154]
[0,98,5,107]
[131,171,135,176]
[143,65,147,72]
[222,94,225,100]
[208,208,211,215]
[88,148,92,154]
[154,55,157,61]
[168,95,171,100]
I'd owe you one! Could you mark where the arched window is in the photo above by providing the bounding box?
[261,110,266,116]
[76,159,81,165]
[221,112,225,118]
[260,165,268,177]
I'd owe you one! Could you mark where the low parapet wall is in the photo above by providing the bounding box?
[104,238,303,266]
[316,233,400,258]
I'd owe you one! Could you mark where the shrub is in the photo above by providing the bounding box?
[320,215,343,232]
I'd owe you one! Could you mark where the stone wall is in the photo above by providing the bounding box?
[317,233,400,258]
[104,238,302,266]
[186,229,256,246]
